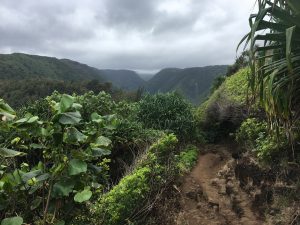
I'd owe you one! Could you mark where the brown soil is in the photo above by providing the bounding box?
[174,144,263,225]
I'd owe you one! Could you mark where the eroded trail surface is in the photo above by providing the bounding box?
[174,144,263,225]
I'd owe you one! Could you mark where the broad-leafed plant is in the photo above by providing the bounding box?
[0,95,115,224]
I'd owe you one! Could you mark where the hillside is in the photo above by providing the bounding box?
[0,53,227,104]
[146,65,228,104]
[0,53,102,81]
[0,53,145,90]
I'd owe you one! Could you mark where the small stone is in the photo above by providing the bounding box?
[208,199,219,209]
[196,203,202,209]
[213,205,219,212]
[211,178,220,187]
[225,181,235,195]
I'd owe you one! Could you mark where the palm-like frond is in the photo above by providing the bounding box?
[240,0,300,137]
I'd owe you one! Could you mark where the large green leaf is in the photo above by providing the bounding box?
[1,216,23,225]
[58,112,82,125]
[21,170,42,182]
[0,148,26,158]
[74,187,92,203]
[286,26,296,71]
[0,99,16,121]
[52,179,75,197]
[63,127,87,144]
[287,0,300,14]
[68,159,87,176]
[91,112,103,123]
[16,115,39,124]
[60,94,74,113]
[94,136,111,147]
[30,197,42,210]
[91,148,111,157]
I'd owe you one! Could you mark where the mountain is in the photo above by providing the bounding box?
[0,53,101,81]
[146,66,228,104]
[0,53,145,90]
[0,53,227,104]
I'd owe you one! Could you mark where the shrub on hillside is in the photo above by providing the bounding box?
[83,134,179,225]
[176,145,199,174]
[236,118,288,160]
[74,135,200,225]
[0,95,114,224]
[137,92,198,141]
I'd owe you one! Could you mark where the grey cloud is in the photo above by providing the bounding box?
[102,0,159,29]
[0,0,256,71]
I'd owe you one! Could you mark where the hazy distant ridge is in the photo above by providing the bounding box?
[146,66,227,104]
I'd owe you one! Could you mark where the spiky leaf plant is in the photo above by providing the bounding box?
[240,0,300,143]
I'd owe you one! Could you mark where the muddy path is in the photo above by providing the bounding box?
[174,144,263,225]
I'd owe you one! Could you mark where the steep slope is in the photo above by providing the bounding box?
[0,53,145,90]
[146,65,228,104]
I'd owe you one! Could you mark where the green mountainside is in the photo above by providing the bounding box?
[0,53,145,90]
[0,53,102,81]
[146,66,228,104]
[0,53,228,105]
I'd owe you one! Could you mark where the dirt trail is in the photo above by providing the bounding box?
[174,144,263,225]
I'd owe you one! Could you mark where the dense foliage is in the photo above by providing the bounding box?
[0,94,116,224]
[74,135,199,225]
[0,89,201,224]
[236,118,288,160]
[0,79,113,108]
[86,134,178,225]
[241,0,300,145]
[137,92,199,141]
[176,145,199,174]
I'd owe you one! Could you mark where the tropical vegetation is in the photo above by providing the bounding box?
[1,0,300,224]
[240,0,300,150]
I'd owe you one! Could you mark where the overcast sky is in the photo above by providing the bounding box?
[0,0,255,72]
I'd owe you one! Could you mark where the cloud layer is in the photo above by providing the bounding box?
[0,0,255,71]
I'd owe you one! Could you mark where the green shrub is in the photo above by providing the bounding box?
[236,118,288,160]
[20,91,115,121]
[87,134,178,225]
[176,145,199,173]
[0,94,114,224]
[137,92,196,141]
[235,118,267,149]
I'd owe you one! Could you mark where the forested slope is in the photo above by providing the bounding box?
[146,65,227,104]
[0,53,145,90]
